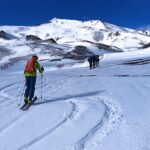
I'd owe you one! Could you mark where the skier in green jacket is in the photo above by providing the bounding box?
[24,55,44,104]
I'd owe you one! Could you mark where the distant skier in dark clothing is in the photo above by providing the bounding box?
[92,55,96,68]
[88,55,97,69]
[95,55,100,67]
[24,55,44,104]
[88,56,93,69]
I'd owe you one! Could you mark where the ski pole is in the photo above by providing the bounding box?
[18,83,26,106]
[100,54,104,60]
[41,73,43,101]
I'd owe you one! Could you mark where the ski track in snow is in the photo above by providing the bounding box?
[0,78,73,133]
[74,101,109,150]
[17,101,77,150]
[0,75,123,150]
[0,77,71,108]
[22,99,101,150]
[17,90,86,149]
[0,112,31,136]
[83,97,122,150]
[0,77,80,150]
[72,97,123,150]
[0,81,28,109]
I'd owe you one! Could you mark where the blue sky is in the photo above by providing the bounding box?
[0,0,149,29]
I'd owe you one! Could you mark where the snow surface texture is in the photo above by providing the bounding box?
[0,19,150,150]
[1,48,150,149]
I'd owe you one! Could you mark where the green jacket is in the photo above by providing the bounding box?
[24,62,43,77]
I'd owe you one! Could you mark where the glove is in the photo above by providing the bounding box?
[41,66,44,72]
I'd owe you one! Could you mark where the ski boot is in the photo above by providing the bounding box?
[27,99,32,105]
[24,97,28,104]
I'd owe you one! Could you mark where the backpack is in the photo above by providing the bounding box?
[24,58,36,73]
[88,56,92,62]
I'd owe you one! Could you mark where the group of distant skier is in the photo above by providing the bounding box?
[87,55,102,69]
[22,54,103,106]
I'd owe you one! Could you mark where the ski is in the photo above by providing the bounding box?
[20,96,38,111]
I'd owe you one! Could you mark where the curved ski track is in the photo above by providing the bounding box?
[17,102,77,150]
[0,76,123,150]
[73,97,122,150]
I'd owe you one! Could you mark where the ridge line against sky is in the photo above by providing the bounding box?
[0,0,149,29]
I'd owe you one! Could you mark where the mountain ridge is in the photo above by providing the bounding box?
[0,18,150,69]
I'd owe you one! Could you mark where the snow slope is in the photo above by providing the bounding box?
[1,47,150,149]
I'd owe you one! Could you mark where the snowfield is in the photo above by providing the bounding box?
[1,48,150,150]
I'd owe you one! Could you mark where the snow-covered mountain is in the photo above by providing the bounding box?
[1,19,150,150]
[0,18,150,69]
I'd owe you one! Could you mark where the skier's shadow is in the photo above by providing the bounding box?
[34,90,105,105]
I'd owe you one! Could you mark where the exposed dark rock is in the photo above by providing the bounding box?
[83,26,94,30]
[115,31,121,36]
[81,40,122,52]
[63,45,93,60]
[45,33,50,37]
[95,43,122,52]
[28,43,65,57]
[0,30,17,40]
[140,30,150,36]
[108,32,121,39]
[138,41,145,46]
[55,37,61,41]
[122,57,150,65]
[108,32,113,38]
[73,46,91,55]
[26,35,41,41]
[0,46,12,59]
[50,58,62,62]
[140,42,150,49]
[41,38,57,44]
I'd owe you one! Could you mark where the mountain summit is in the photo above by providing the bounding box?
[0,18,150,69]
